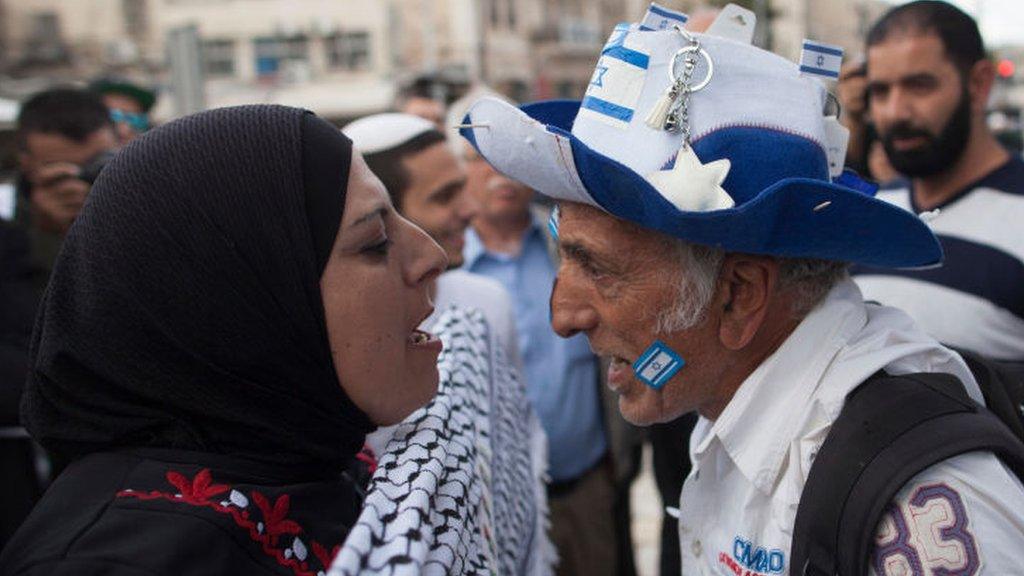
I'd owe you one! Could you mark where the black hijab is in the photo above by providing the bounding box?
[21,105,374,474]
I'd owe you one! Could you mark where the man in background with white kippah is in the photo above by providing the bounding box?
[343,113,521,369]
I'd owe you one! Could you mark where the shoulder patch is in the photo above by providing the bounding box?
[872,482,981,576]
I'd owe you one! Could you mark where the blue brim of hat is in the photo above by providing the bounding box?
[461,99,942,269]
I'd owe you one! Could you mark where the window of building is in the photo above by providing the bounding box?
[557,80,577,98]
[25,12,67,63]
[559,19,599,45]
[490,0,500,28]
[202,39,235,77]
[253,35,308,77]
[508,80,530,103]
[325,31,370,71]
[31,11,59,38]
[122,0,149,39]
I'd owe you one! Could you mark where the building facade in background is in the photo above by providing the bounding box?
[156,0,395,120]
[0,0,633,122]
[0,0,1020,127]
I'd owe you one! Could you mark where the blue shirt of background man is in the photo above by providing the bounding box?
[464,217,607,482]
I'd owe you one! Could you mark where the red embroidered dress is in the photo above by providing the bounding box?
[0,450,369,576]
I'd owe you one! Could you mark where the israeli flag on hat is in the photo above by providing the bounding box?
[800,39,844,80]
[579,23,652,130]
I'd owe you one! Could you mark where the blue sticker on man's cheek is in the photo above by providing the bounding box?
[633,340,685,389]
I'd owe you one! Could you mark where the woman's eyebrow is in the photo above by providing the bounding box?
[350,204,388,229]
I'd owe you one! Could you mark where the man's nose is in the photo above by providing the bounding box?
[549,274,598,338]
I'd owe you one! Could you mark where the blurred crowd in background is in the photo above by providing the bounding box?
[0,1,1022,575]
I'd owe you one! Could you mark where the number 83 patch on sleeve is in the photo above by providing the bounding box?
[869,452,1024,576]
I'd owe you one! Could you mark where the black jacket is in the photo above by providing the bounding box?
[0,221,40,426]
[1,449,367,575]
[0,221,45,549]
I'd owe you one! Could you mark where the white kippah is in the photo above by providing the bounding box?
[342,113,438,154]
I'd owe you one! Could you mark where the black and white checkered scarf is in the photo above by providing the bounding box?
[331,307,555,575]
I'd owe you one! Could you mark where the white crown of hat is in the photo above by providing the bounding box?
[464,5,847,213]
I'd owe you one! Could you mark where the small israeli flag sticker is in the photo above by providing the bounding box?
[548,205,560,241]
[799,39,843,80]
[641,2,689,31]
[632,340,685,390]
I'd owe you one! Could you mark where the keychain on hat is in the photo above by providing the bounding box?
[643,26,734,214]
[645,27,713,135]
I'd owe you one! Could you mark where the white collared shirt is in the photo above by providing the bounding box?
[678,279,1024,576]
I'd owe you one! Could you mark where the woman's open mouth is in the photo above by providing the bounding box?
[408,329,444,353]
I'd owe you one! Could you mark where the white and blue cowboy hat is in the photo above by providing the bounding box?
[459,7,941,268]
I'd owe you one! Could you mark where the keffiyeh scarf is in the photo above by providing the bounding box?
[330,307,554,575]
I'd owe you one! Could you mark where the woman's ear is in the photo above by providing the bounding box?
[717,254,778,350]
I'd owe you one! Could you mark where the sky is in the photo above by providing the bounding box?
[895,0,1024,48]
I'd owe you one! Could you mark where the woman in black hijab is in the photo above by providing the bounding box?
[0,105,447,575]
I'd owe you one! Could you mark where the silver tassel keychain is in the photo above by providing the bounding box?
[645,27,713,135]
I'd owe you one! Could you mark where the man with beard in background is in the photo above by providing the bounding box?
[852,0,1024,361]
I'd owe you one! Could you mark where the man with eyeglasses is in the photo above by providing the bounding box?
[90,77,157,144]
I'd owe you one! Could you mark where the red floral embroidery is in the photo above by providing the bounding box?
[252,492,302,543]
[166,468,229,504]
[117,468,341,576]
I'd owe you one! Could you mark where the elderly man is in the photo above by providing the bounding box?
[460,4,1024,574]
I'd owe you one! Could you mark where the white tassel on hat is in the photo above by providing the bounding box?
[645,84,679,130]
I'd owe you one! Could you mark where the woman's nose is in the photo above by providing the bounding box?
[406,222,448,285]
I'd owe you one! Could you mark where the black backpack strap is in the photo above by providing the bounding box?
[791,372,1024,576]
[953,347,1024,441]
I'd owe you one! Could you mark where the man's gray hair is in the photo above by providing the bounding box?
[654,240,849,334]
